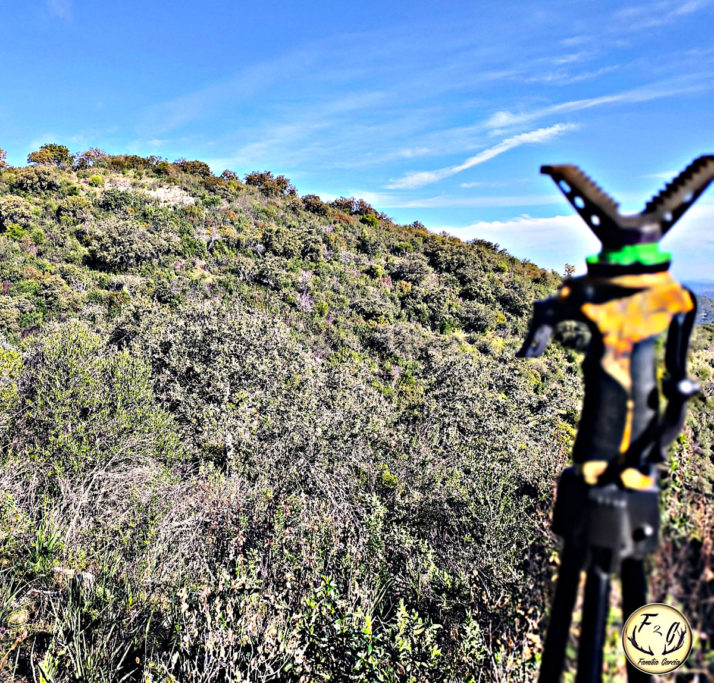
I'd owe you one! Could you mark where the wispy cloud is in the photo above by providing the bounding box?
[386,123,577,190]
[560,35,590,48]
[642,170,679,180]
[134,10,713,185]
[552,51,590,65]
[46,0,73,21]
[521,65,621,86]
[459,178,530,188]
[139,50,320,136]
[484,80,711,130]
[613,0,711,29]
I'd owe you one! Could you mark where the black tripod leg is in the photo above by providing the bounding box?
[576,549,611,683]
[538,542,586,683]
[621,559,649,683]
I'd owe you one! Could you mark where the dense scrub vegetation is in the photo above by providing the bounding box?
[0,146,711,681]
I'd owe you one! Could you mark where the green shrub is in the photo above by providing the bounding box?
[84,217,178,272]
[0,196,33,229]
[352,291,397,323]
[103,154,154,172]
[35,272,74,313]
[74,147,108,169]
[57,195,92,222]
[175,159,213,177]
[330,197,376,216]
[245,171,296,197]
[262,223,300,258]
[314,300,329,318]
[4,223,28,240]
[179,203,204,224]
[9,321,183,478]
[127,299,395,481]
[368,323,426,359]
[365,263,385,278]
[459,300,498,333]
[358,230,381,256]
[95,188,140,212]
[392,240,414,255]
[360,213,379,228]
[302,194,329,215]
[27,143,74,168]
[0,347,22,430]
[88,173,104,187]
[390,254,432,285]
[0,306,21,335]
[10,166,62,193]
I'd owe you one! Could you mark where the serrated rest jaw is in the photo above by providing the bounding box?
[541,156,714,254]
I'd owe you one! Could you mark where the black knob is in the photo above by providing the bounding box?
[633,524,654,542]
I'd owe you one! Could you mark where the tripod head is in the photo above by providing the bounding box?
[542,155,714,272]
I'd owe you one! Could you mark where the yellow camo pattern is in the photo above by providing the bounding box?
[576,272,692,487]
[580,273,693,394]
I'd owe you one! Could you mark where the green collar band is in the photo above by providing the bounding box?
[586,243,672,267]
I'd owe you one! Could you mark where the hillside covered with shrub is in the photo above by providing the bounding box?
[0,145,712,681]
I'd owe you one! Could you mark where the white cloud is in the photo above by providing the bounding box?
[662,203,714,280]
[484,80,711,130]
[386,123,578,190]
[392,146,434,159]
[613,0,710,28]
[46,0,72,20]
[459,178,530,188]
[437,214,598,273]
[429,202,714,280]
[386,170,446,189]
[560,35,590,48]
[522,65,621,86]
[552,51,589,65]
[642,170,679,180]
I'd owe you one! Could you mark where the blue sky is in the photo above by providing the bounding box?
[1,1,714,278]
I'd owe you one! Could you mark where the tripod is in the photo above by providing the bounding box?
[538,468,657,683]
[517,155,714,681]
